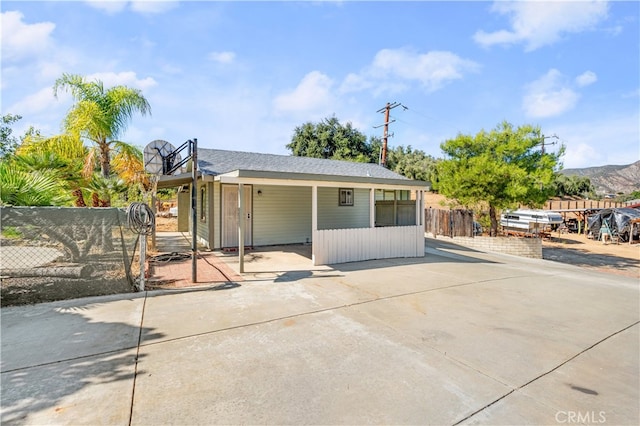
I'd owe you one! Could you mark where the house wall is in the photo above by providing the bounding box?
[252,185,312,246]
[213,181,221,249]
[317,187,370,230]
[194,182,213,249]
[206,183,418,250]
[177,190,190,232]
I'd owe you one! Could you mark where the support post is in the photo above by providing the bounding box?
[150,192,157,251]
[139,233,146,291]
[370,188,375,228]
[311,185,317,265]
[238,183,245,273]
[415,190,421,226]
[191,138,198,283]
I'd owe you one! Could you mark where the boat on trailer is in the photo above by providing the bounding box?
[500,209,563,236]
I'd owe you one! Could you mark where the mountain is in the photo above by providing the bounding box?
[561,161,640,195]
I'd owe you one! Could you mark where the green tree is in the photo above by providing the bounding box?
[17,133,93,206]
[1,114,22,158]
[286,116,374,162]
[53,73,151,178]
[387,145,438,182]
[551,174,595,198]
[437,121,564,236]
[0,162,70,206]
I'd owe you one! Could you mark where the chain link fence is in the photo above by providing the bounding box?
[1,207,139,306]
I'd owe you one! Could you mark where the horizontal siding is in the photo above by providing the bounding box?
[213,182,221,249]
[313,225,424,265]
[318,187,370,230]
[253,185,312,245]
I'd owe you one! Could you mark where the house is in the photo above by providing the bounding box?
[157,148,430,267]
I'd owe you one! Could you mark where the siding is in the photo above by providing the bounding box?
[252,185,312,245]
[213,182,221,249]
[318,187,370,230]
[196,182,211,248]
[177,190,189,232]
[313,225,424,265]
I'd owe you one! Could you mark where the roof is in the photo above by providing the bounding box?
[158,148,430,189]
[197,148,403,179]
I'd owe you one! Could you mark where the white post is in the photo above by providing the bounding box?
[139,234,146,291]
[238,183,245,273]
[415,190,421,226]
[370,187,375,228]
[311,185,317,264]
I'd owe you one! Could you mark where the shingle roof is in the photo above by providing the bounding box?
[197,148,410,181]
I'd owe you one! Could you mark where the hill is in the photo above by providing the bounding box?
[561,160,640,195]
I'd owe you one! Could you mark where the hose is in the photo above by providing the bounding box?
[126,202,155,235]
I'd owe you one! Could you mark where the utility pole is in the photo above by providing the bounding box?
[541,134,559,154]
[375,102,403,167]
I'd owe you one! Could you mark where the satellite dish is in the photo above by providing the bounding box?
[144,140,182,175]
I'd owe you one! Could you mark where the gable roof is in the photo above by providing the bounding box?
[198,148,404,179]
[158,148,429,189]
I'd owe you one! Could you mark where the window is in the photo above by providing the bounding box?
[339,188,354,206]
[200,186,206,222]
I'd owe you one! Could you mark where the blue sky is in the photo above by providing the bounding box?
[2,0,639,169]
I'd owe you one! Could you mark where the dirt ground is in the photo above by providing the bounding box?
[542,231,639,278]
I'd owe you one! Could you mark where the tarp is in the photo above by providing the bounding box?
[587,207,640,242]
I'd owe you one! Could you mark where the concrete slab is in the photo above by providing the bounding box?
[349,274,638,387]
[462,324,640,425]
[1,238,638,425]
[1,349,137,425]
[131,310,510,425]
[140,272,370,343]
[0,294,148,371]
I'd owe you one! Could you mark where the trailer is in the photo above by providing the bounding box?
[500,209,564,237]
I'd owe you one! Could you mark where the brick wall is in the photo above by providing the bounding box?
[428,233,542,259]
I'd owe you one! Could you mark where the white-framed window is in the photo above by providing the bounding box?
[339,188,354,206]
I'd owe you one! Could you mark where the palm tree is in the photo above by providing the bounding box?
[17,132,90,206]
[0,162,70,206]
[53,73,151,178]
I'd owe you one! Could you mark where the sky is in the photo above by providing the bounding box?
[1,0,639,170]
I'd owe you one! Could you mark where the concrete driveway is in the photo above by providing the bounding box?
[1,238,638,425]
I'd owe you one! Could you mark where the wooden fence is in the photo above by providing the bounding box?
[425,208,475,237]
[546,199,622,210]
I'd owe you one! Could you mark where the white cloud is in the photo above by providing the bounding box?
[86,71,158,90]
[84,1,178,15]
[130,1,179,14]
[273,71,334,114]
[84,1,128,14]
[209,51,236,64]
[341,48,479,95]
[550,112,640,168]
[575,71,597,87]
[523,69,579,118]
[9,87,62,115]
[474,1,609,51]
[1,11,55,62]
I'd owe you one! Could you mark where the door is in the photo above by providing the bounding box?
[222,185,253,248]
